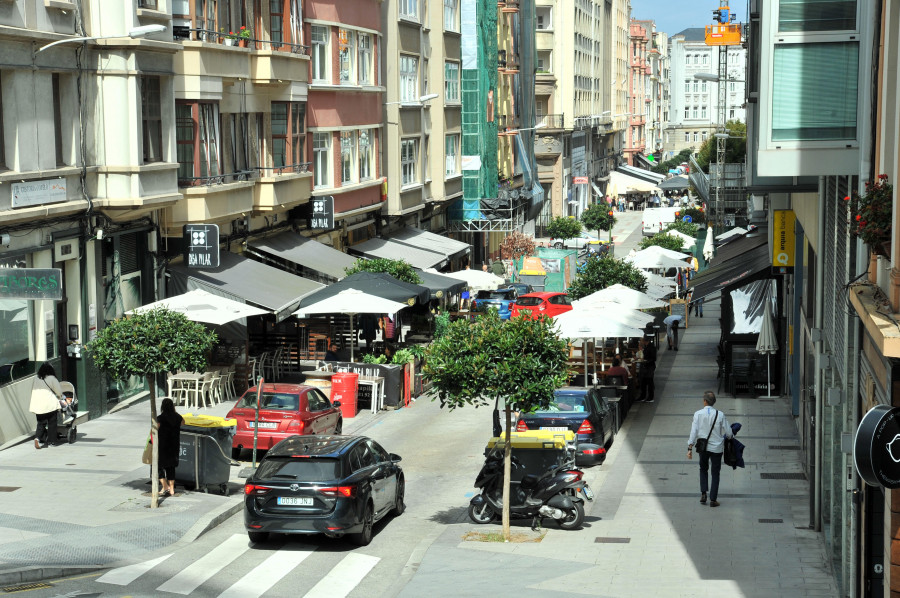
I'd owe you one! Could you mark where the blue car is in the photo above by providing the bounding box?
[472,288,519,320]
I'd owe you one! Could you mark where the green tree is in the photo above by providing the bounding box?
[423,311,570,539]
[87,307,217,508]
[640,234,688,252]
[344,258,422,285]
[695,120,747,173]
[653,148,693,175]
[581,203,617,239]
[567,255,647,300]
[663,220,699,236]
[681,207,706,226]
[546,217,582,244]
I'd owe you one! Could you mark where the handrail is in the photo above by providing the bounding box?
[179,169,255,187]
[254,163,311,176]
[177,27,310,55]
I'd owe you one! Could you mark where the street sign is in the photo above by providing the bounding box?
[573,177,589,185]
[310,196,335,230]
[183,224,220,269]
[0,268,63,300]
[854,405,900,488]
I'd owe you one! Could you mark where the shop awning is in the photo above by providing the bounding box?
[390,227,471,263]
[295,271,430,310]
[617,164,666,183]
[413,268,467,300]
[168,252,324,322]
[714,229,767,264]
[690,244,771,301]
[609,170,661,194]
[247,232,357,281]
[349,237,448,269]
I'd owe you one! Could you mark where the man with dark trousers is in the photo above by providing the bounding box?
[637,336,657,403]
[687,391,733,507]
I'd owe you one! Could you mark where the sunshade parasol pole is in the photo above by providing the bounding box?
[350,313,355,363]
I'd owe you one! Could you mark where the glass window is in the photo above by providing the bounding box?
[692,106,698,118]
[311,25,329,82]
[401,138,418,185]
[778,0,856,32]
[444,0,458,31]
[359,130,371,180]
[339,29,355,84]
[400,55,418,102]
[198,103,220,178]
[141,76,162,164]
[693,132,699,142]
[684,131,690,142]
[400,0,418,19]
[692,81,698,93]
[313,132,330,188]
[358,34,372,84]
[341,130,355,183]
[176,104,194,183]
[701,106,707,118]
[684,81,690,93]
[271,102,288,167]
[772,42,858,141]
[444,61,459,102]
[684,107,689,118]
[445,134,459,176]
[269,0,283,45]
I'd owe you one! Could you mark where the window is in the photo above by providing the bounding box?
[270,0,283,45]
[311,25,329,82]
[444,0,458,31]
[401,138,418,185]
[359,130,372,180]
[141,76,162,164]
[339,29,355,84]
[229,113,252,173]
[340,131,356,183]
[702,82,707,92]
[400,0,418,19]
[51,74,65,166]
[684,131,690,142]
[702,130,708,140]
[729,108,736,119]
[537,50,552,72]
[272,102,305,168]
[445,134,459,176]
[684,81,690,93]
[444,61,459,102]
[358,34,372,84]
[692,81,698,93]
[536,6,551,30]
[176,104,194,181]
[175,102,221,184]
[778,0,856,32]
[702,54,708,64]
[313,132,330,188]
[693,132,699,142]
[684,107,689,119]
[701,106,707,118]
[423,58,429,94]
[692,106,698,118]
[268,0,302,48]
[0,81,5,169]
[400,55,418,102]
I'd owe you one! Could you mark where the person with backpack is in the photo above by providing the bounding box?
[687,391,733,507]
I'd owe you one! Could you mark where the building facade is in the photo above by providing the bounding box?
[625,19,649,167]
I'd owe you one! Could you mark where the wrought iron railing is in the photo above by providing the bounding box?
[255,163,312,176]
[174,28,309,55]
[537,114,564,129]
[178,169,256,188]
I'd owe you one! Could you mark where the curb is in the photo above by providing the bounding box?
[0,566,103,587]
[180,497,245,544]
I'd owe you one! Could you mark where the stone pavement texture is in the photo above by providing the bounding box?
[398,299,840,598]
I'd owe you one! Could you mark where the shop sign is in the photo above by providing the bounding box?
[183,224,220,269]
[12,178,67,208]
[773,209,796,268]
[573,177,589,184]
[0,268,63,300]
[309,196,334,230]
[854,405,900,488]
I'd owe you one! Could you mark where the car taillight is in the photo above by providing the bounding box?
[318,485,356,498]
[244,484,271,496]
[516,420,528,432]
[577,419,594,434]
[288,419,305,431]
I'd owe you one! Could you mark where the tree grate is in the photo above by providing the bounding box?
[595,537,631,543]
[760,472,806,480]
[768,445,800,450]
[758,518,784,523]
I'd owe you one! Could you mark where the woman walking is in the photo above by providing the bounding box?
[29,363,63,449]
[156,398,184,497]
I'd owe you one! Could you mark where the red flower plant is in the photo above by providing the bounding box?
[849,175,894,247]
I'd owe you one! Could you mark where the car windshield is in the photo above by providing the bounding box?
[516,297,543,306]
[540,394,588,413]
[256,457,341,481]
[485,290,514,300]
[237,392,300,410]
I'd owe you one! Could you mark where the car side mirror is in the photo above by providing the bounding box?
[332,400,342,408]
[390,453,402,463]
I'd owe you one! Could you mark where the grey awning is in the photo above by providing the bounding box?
[349,237,448,269]
[247,232,357,281]
[617,164,666,183]
[390,227,471,261]
[168,252,324,322]
[413,268,467,300]
[690,244,771,302]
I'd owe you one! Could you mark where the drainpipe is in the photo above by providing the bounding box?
[813,176,825,532]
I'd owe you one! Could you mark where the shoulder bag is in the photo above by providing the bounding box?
[694,410,719,454]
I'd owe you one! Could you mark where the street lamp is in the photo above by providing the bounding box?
[384,93,440,106]
[36,24,166,53]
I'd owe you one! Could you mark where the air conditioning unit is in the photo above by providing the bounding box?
[55,239,80,262]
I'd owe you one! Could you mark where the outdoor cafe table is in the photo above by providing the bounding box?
[167,372,204,403]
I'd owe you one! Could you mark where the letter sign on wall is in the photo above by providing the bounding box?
[0,268,63,300]
[183,224,220,269]
[309,196,334,230]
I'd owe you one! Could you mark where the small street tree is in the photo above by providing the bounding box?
[681,207,706,226]
[87,307,217,508]
[344,258,422,285]
[581,203,616,241]
[662,220,699,236]
[500,231,536,262]
[640,234,687,252]
[545,216,582,244]
[567,255,647,300]
[423,311,569,539]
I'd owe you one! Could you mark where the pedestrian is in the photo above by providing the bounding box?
[665,314,682,351]
[155,398,184,497]
[636,336,656,403]
[380,314,396,343]
[491,259,505,278]
[692,296,704,318]
[687,391,733,507]
[358,314,378,348]
[30,362,64,449]
[324,340,340,362]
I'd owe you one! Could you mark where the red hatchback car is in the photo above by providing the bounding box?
[510,292,574,319]
[226,384,343,459]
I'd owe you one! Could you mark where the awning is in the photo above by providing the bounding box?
[618,164,666,183]
[690,244,771,301]
[247,232,357,281]
[349,237,448,269]
[168,252,324,322]
[714,229,767,264]
[295,272,429,310]
[609,170,661,194]
[414,268,467,300]
[390,227,471,263]
[591,182,605,199]
[658,175,690,191]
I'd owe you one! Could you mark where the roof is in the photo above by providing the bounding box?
[349,237,448,269]
[671,28,707,42]
[267,434,362,458]
[247,232,357,281]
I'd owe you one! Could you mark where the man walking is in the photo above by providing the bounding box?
[637,336,657,403]
[687,391,733,507]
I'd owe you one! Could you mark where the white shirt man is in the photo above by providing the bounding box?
[687,392,733,507]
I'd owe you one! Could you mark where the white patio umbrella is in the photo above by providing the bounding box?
[555,310,646,383]
[703,226,716,261]
[293,288,408,363]
[570,300,656,329]
[436,268,505,293]
[756,300,779,398]
[664,229,697,250]
[626,245,692,270]
[640,269,678,288]
[643,284,673,300]
[127,289,269,325]
[579,283,668,310]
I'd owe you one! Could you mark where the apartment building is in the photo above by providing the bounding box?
[625,19,649,167]
[646,29,669,160]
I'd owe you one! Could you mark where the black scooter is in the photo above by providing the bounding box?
[468,447,593,530]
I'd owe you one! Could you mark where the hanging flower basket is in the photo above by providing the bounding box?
[847,174,893,254]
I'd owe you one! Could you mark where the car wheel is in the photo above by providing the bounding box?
[231,447,242,460]
[557,499,585,530]
[392,476,406,517]
[334,419,342,435]
[554,242,564,249]
[248,531,269,543]
[467,501,495,524]
[352,503,374,546]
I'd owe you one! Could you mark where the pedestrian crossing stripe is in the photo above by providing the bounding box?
[220,546,317,598]
[303,553,380,598]
[96,554,173,585]
[156,534,250,595]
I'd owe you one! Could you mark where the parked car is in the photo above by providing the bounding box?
[501,282,534,297]
[510,292,574,319]
[515,387,615,464]
[226,384,342,459]
[552,232,599,250]
[471,288,519,320]
[243,434,404,546]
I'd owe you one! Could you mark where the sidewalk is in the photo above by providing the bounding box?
[0,388,385,585]
[397,298,840,598]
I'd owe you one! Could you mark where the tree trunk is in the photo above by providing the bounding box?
[148,374,160,509]
[502,407,512,541]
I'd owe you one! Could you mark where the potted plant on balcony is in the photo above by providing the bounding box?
[848,174,894,258]
[237,25,252,47]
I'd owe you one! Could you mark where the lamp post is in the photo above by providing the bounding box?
[36,24,166,53]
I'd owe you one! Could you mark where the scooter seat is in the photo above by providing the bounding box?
[520,474,540,489]
[524,496,543,507]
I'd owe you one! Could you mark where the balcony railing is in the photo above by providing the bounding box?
[255,163,312,176]
[179,169,256,188]
[173,28,309,55]
[537,114,564,129]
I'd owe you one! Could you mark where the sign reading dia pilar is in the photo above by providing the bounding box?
[183,224,220,269]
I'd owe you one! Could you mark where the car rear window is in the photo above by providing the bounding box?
[256,457,341,481]
[516,297,543,306]
[540,394,588,413]
[237,392,300,410]
[486,290,514,299]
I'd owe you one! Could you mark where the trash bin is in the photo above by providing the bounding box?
[485,430,574,483]
[331,372,359,418]
[174,414,237,495]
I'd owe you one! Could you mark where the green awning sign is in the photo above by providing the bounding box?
[0,268,63,300]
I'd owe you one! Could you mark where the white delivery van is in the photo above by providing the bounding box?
[642,207,681,236]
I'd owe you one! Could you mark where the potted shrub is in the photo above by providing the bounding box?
[848,174,893,257]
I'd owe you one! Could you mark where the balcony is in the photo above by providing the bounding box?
[165,172,256,236]
[254,163,313,213]
[537,114,564,129]
[251,46,310,85]
[500,0,519,12]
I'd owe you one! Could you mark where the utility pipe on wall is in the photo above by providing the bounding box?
[813,176,825,532]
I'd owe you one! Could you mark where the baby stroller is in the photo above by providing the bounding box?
[57,381,88,444]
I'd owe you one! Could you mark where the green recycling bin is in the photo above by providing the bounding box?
[174,414,236,495]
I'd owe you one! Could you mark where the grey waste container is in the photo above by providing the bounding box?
[173,415,236,495]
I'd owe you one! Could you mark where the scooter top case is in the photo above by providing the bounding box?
[485,431,575,483]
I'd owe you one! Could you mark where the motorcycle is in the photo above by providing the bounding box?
[467,446,593,530]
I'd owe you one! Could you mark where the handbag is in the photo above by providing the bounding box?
[141,434,152,465]
[695,410,719,454]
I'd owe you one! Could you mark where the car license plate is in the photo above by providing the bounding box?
[248,421,277,429]
[541,427,568,432]
[277,496,313,506]
[582,484,594,501]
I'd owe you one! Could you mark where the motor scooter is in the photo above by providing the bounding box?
[468,446,593,530]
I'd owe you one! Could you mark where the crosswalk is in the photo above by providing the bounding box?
[95,534,381,598]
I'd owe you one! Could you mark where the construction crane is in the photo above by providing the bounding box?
[704,3,740,230]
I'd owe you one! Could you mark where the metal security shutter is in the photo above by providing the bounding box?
[822,175,854,382]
